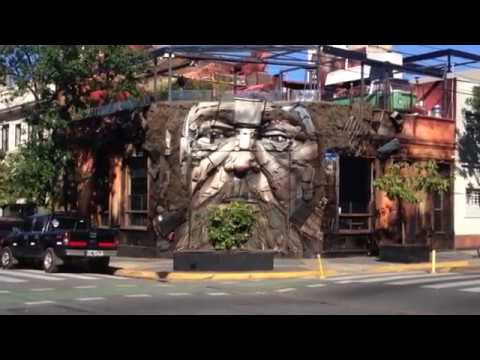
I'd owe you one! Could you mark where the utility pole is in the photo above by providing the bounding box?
[168,48,173,103]
[316,45,322,101]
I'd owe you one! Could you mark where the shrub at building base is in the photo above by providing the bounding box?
[173,202,275,272]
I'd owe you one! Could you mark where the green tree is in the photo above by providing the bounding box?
[0,45,148,211]
[459,86,480,167]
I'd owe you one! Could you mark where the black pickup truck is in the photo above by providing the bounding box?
[0,213,118,273]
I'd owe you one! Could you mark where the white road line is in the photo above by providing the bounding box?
[207,292,229,296]
[389,274,475,286]
[0,275,28,283]
[423,279,480,289]
[328,272,422,282]
[276,288,296,293]
[306,284,326,288]
[167,293,191,296]
[154,283,172,287]
[116,284,137,288]
[343,273,435,284]
[30,288,54,292]
[0,270,64,281]
[0,290,11,294]
[124,294,152,298]
[74,285,97,289]
[87,274,131,280]
[254,291,267,295]
[76,297,106,302]
[460,287,480,293]
[25,301,56,306]
[46,273,101,280]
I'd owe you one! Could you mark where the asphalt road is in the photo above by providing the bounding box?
[2,268,480,314]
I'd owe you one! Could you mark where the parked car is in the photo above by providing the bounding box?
[0,213,119,273]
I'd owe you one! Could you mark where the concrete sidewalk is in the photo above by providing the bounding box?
[110,250,480,282]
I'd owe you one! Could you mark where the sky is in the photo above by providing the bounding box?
[267,45,480,82]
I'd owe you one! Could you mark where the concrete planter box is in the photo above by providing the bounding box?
[379,244,430,263]
[173,250,275,272]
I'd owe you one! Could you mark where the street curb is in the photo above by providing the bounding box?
[112,260,480,282]
[114,269,338,281]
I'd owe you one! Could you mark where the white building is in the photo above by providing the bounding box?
[0,84,36,217]
[307,45,404,86]
[451,70,480,248]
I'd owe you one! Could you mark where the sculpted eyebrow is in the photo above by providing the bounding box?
[198,120,234,130]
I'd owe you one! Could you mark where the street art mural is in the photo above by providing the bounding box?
[144,100,379,257]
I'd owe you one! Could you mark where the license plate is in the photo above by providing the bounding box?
[86,250,104,257]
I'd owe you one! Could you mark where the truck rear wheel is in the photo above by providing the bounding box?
[43,248,60,273]
[0,247,18,269]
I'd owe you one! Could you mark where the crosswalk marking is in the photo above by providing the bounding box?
[276,288,296,293]
[389,274,477,286]
[207,292,229,296]
[0,290,11,294]
[460,287,480,293]
[124,294,152,298]
[0,270,64,281]
[87,273,131,280]
[306,284,326,288]
[0,274,27,283]
[43,273,101,280]
[74,285,97,289]
[327,272,422,282]
[30,288,54,292]
[167,293,190,296]
[423,279,480,289]
[343,273,437,284]
[25,301,56,306]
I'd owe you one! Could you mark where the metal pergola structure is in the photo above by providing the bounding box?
[146,45,457,103]
[81,46,480,120]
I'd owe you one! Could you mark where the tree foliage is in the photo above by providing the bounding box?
[459,86,480,167]
[0,45,148,210]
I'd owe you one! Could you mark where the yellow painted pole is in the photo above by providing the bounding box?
[431,250,436,274]
[317,253,326,279]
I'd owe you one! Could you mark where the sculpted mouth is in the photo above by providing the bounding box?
[222,177,258,203]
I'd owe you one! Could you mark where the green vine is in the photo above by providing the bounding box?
[373,160,450,204]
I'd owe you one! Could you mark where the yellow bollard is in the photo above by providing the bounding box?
[317,253,326,279]
[431,250,436,274]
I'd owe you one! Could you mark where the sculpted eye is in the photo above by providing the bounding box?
[263,131,289,143]
[209,130,225,143]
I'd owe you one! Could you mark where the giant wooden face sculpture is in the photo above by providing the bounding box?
[175,99,321,256]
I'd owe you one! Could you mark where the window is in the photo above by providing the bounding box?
[32,217,47,232]
[433,192,444,232]
[125,153,148,228]
[49,217,90,231]
[1,125,9,152]
[466,188,480,218]
[15,124,22,147]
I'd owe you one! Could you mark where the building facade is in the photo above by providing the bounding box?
[0,86,36,217]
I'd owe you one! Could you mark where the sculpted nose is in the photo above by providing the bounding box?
[225,151,255,177]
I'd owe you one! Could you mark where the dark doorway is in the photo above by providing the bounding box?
[339,157,371,213]
[338,156,372,232]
